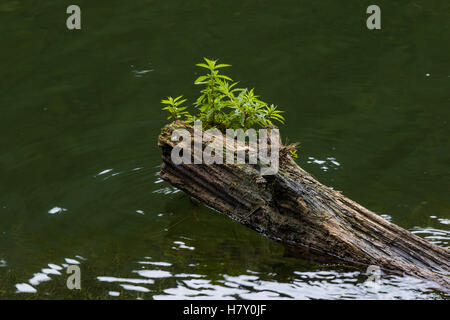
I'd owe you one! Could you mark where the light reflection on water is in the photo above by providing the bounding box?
[4,169,450,299]
[411,227,450,248]
[14,261,446,299]
[11,231,449,299]
[2,164,449,299]
[306,156,341,172]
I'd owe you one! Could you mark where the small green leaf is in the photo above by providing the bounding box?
[196,63,210,69]
[217,75,233,81]
[215,64,231,69]
[194,75,208,84]
[175,99,187,106]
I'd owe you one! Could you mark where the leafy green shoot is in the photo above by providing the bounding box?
[161,58,286,132]
[161,96,189,120]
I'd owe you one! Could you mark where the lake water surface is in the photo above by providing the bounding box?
[0,0,449,299]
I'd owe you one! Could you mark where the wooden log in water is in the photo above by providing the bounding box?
[157,121,450,289]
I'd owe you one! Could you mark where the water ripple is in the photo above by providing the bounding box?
[411,227,450,248]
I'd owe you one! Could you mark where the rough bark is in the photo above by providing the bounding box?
[158,121,450,290]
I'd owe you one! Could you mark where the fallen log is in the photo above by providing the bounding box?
[158,121,450,289]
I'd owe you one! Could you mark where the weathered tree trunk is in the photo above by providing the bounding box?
[158,121,450,289]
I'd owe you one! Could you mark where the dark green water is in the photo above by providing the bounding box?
[0,0,449,299]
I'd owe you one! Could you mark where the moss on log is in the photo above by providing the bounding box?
[158,121,450,290]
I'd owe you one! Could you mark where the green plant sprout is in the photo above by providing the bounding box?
[161,58,286,131]
[161,96,189,120]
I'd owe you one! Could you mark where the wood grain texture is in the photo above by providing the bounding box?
[158,121,450,290]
